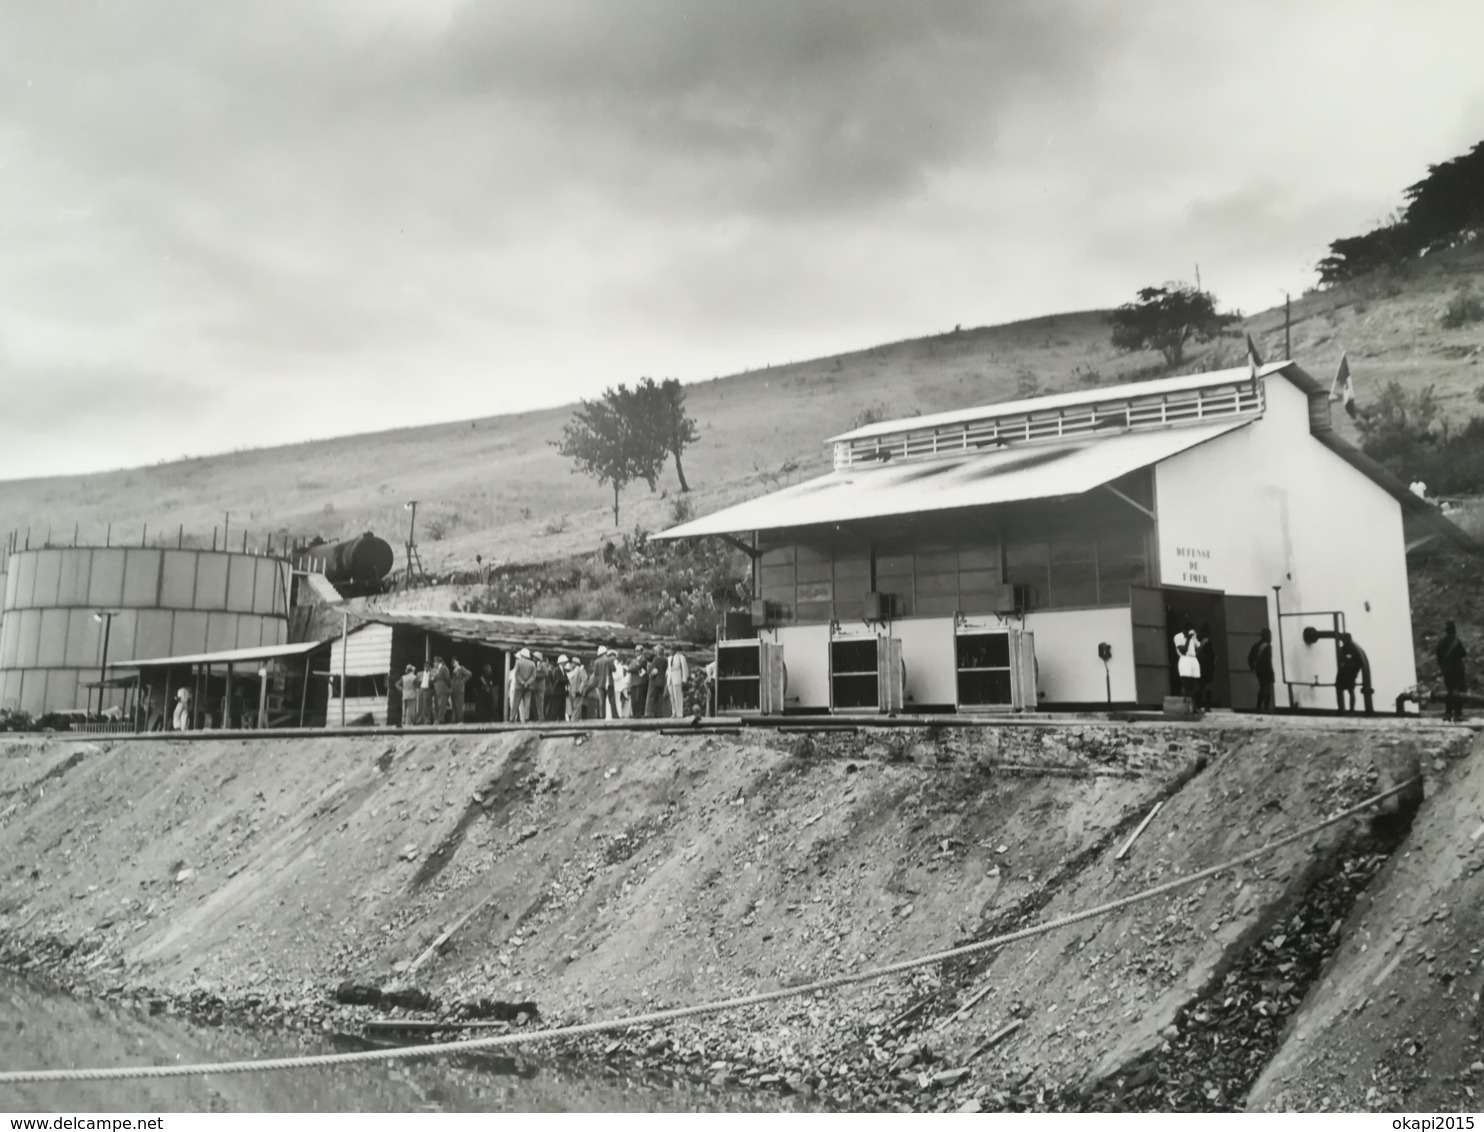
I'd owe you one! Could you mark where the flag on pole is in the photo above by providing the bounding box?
[1245,333,1264,378]
[1330,352,1359,419]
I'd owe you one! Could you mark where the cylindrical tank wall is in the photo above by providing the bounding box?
[0,547,291,715]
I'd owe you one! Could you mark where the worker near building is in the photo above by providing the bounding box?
[1247,629,1275,713]
[1173,621,1201,707]
[418,664,434,726]
[432,656,452,724]
[1195,623,1216,711]
[1335,636,1362,714]
[450,658,471,724]
[172,685,193,731]
[530,652,550,722]
[614,654,631,718]
[398,664,418,727]
[144,683,167,732]
[667,647,690,718]
[591,645,618,719]
[512,648,536,722]
[581,655,602,720]
[704,659,718,716]
[647,647,669,718]
[477,662,497,721]
[1437,621,1468,722]
[545,655,566,722]
[564,655,588,722]
[628,651,650,717]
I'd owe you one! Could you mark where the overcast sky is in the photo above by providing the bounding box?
[1,0,1481,480]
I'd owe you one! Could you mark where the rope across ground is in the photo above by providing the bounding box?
[0,778,1419,1085]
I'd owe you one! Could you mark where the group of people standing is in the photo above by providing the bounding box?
[396,655,472,726]
[504,644,693,722]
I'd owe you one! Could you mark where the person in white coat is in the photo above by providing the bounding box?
[172,686,192,731]
[1172,622,1202,706]
[667,649,690,718]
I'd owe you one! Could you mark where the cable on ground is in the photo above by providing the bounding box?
[0,777,1419,1085]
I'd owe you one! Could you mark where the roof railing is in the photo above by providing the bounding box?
[833,377,1264,469]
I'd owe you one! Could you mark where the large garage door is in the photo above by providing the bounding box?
[1130,585,1170,706]
[1223,594,1271,712]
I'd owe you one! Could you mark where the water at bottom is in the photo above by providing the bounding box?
[0,974,816,1113]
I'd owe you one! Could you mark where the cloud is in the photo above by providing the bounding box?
[0,0,1481,481]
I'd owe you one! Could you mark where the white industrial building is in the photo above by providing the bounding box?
[657,361,1464,713]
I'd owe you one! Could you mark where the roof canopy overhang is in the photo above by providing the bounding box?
[654,419,1248,539]
[108,640,326,670]
[350,609,696,654]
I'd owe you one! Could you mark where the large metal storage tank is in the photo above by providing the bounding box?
[0,547,292,715]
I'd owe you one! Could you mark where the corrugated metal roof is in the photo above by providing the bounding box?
[108,640,326,669]
[655,419,1248,539]
[827,363,1291,444]
[352,609,696,654]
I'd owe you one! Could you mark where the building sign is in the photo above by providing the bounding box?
[1174,546,1212,586]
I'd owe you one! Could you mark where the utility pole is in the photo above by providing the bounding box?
[1195,264,1202,292]
[223,511,230,549]
[1284,293,1292,360]
[403,500,429,588]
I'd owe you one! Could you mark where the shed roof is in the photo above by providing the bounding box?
[654,418,1246,539]
[108,640,327,670]
[350,609,696,654]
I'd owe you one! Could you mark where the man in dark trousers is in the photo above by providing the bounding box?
[1195,622,1216,711]
[1437,621,1468,722]
[1335,636,1362,714]
[630,651,651,718]
[1247,628,1275,713]
[590,645,618,719]
[647,647,669,718]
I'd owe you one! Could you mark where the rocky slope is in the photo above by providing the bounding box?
[0,719,1475,1111]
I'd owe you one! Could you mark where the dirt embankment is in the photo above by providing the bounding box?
[0,720,1473,1111]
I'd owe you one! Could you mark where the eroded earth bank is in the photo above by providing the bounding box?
[1,719,1480,1112]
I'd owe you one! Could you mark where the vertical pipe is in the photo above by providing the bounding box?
[106,523,111,548]
[299,658,311,728]
[212,527,218,552]
[97,614,112,716]
[258,664,269,729]
[73,522,79,547]
[340,611,349,727]
[142,523,148,547]
[178,525,184,549]
[1272,585,1290,709]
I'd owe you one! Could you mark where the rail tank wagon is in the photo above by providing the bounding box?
[293,532,395,596]
[0,546,292,715]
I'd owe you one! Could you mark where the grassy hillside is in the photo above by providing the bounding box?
[0,243,1480,576]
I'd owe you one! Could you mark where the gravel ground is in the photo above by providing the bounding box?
[0,721,1473,1111]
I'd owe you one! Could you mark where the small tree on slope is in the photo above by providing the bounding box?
[552,386,667,526]
[634,377,701,492]
[1109,283,1239,369]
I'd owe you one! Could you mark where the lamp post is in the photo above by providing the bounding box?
[93,610,118,715]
